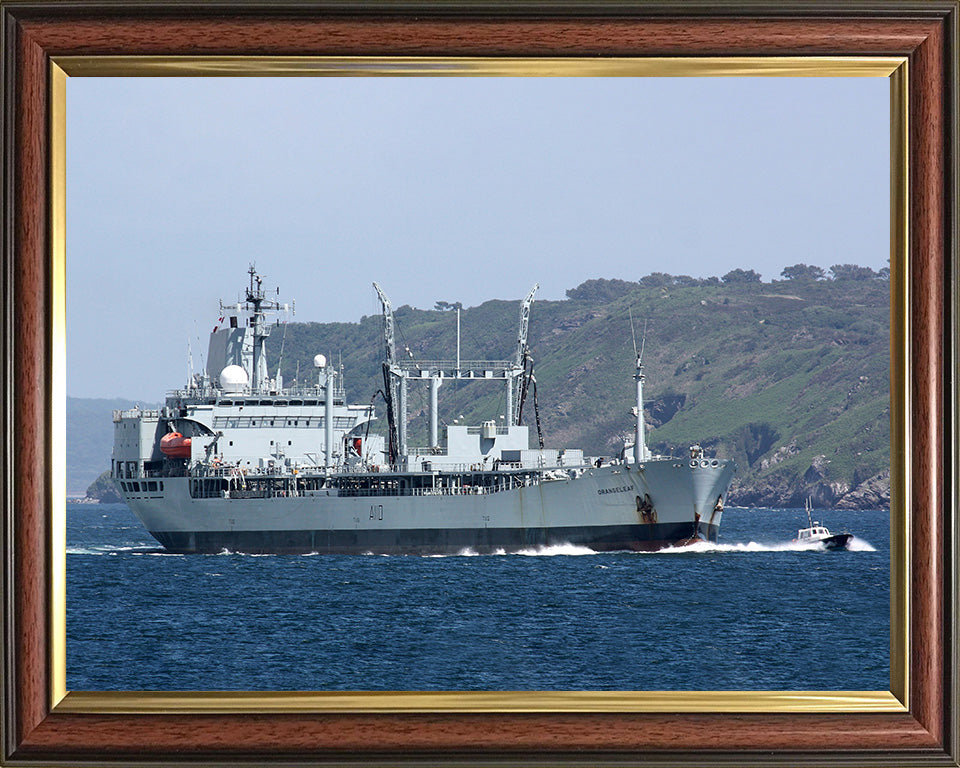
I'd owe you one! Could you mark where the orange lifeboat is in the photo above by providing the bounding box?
[160,431,192,458]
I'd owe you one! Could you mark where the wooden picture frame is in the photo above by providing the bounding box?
[2,2,957,765]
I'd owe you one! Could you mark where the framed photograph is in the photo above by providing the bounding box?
[2,2,956,765]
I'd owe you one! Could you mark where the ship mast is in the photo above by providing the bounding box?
[222,265,286,393]
[633,316,648,464]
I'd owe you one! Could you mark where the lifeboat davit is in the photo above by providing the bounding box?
[160,431,192,459]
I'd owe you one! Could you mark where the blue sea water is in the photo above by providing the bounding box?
[66,503,889,691]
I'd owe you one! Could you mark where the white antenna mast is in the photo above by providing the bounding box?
[631,313,649,464]
[639,320,647,365]
[186,336,194,389]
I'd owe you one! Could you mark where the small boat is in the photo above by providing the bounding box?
[795,498,852,551]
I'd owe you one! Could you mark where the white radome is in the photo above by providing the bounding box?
[313,354,327,369]
[219,364,249,393]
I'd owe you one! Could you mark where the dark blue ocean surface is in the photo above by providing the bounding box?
[66,503,889,691]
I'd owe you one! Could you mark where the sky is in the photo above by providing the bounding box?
[66,76,889,400]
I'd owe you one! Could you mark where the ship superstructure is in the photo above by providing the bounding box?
[112,268,735,554]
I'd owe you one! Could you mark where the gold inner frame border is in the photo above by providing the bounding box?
[49,54,910,716]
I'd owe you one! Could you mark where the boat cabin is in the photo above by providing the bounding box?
[797,525,830,540]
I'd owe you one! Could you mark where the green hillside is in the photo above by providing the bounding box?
[275,274,890,509]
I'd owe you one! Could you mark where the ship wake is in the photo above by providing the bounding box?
[67,544,173,556]
[648,538,876,554]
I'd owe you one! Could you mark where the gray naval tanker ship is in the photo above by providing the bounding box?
[111,267,735,554]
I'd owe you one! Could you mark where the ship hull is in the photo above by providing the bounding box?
[122,460,734,555]
[150,522,720,555]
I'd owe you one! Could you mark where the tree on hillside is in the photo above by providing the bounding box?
[721,268,762,283]
[673,275,700,287]
[638,272,674,288]
[781,263,826,281]
[829,264,878,281]
[565,278,637,301]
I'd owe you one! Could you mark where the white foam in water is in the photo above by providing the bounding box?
[641,540,799,555]
[423,544,597,558]
[67,544,157,556]
[385,539,881,558]
[422,549,478,558]
[648,537,876,554]
[215,549,275,557]
[512,543,598,557]
[451,548,481,557]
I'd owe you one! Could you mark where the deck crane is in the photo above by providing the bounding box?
[513,284,539,429]
[374,282,541,461]
[373,283,402,463]
[514,283,539,369]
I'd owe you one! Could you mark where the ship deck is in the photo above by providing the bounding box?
[183,463,578,500]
